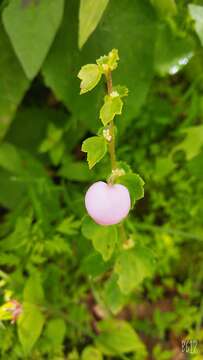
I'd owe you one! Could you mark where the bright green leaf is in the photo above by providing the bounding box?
[78,64,101,94]
[116,173,144,207]
[81,346,103,360]
[79,0,109,49]
[18,303,45,355]
[2,0,64,79]
[96,48,119,72]
[100,95,123,126]
[189,4,203,46]
[82,216,117,261]
[82,136,107,169]
[115,245,155,294]
[96,319,146,355]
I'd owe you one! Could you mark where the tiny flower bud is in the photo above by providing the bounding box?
[103,128,112,142]
[110,90,119,98]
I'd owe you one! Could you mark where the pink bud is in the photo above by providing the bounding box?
[85,181,131,226]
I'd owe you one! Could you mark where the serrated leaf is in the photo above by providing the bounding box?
[188,4,203,46]
[115,245,155,294]
[0,22,29,140]
[112,85,128,98]
[79,0,109,49]
[100,95,123,126]
[2,0,64,79]
[78,64,101,94]
[96,319,146,355]
[82,216,117,261]
[82,136,107,169]
[18,303,45,355]
[96,48,119,72]
[81,346,103,360]
[116,173,144,207]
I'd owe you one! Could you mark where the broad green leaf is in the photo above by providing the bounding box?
[96,319,146,355]
[82,136,107,169]
[173,125,203,160]
[79,0,109,49]
[0,169,25,209]
[116,173,144,207]
[100,95,123,126]
[155,24,194,76]
[82,216,117,261]
[0,143,22,173]
[78,64,101,94]
[189,4,203,46]
[23,272,44,304]
[18,303,45,355]
[45,318,66,350]
[104,274,127,314]
[2,0,64,79]
[42,0,157,132]
[81,346,103,360]
[115,245,155,294]
[0,22,29,140]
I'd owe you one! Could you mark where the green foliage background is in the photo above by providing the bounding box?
[0,0,203,359]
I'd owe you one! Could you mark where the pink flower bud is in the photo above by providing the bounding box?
[85,181,131,225]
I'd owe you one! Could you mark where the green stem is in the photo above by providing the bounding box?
[105,70,128,243]
[105,71,117,170]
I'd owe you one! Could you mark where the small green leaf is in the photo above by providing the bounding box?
[82,136,107,169]
[115,245,155,294]
[2,0,64,79]
[82,216,117,261]
[112,85,129,98]
[96,319,146,355]
[81,346,103,360]
[188,4,203,46]
[79,0,109,49]
[78,64,101,94]
[116,173,144,207]
[100,95,123,126]
[18,303,45,355]
[96,49,119,72]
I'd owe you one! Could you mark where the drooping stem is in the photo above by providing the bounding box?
[105,71,117,170]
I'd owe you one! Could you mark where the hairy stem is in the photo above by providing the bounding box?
[105,70,128,243]
[105,71,117,170]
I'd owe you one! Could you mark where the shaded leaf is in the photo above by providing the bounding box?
[3,0,64,78]
[116,173,144,207]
